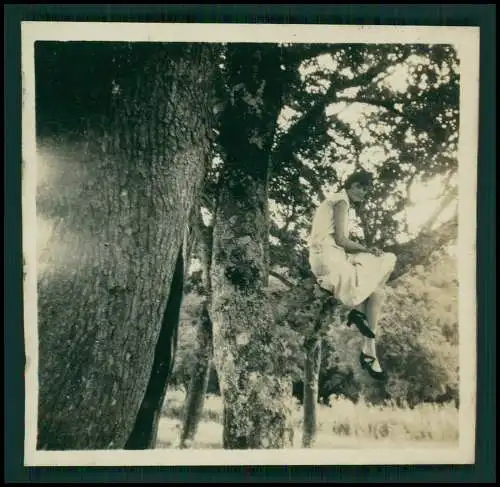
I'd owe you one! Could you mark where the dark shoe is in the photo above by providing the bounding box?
[359,352,387,381]
[346,309,375,338]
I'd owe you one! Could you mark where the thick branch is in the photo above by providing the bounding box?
[419,186,458,235]
[342,90,456,136]
[386,215,458,282]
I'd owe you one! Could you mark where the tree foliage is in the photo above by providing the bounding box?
[267,42,459,264]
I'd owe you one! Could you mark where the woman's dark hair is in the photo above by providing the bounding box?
[343,169,374,190]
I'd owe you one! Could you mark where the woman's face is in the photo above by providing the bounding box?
[347,182,370,203]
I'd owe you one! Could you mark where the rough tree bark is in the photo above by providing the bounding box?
[180,212,214,448]
[125,248,184,449]
[209,44,294,449]
[124,204,201,449]
[35,42,217,450]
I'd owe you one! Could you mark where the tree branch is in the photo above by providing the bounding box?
[342,90,456,137]
[337,96,405,119]
[327,113,363,153]
[385,215,458,283]
[280,199,298,234]
[419,185,458,235]
[269,270,294,288]
[405,173,418,200]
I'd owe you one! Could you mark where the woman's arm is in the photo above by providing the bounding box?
[332,200,372,254]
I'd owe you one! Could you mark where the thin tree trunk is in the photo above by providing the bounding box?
[210,44,293,449]
[179,301,213,448]
[302,335,322,448]
[34,43,217,450]
[180,212,214,448]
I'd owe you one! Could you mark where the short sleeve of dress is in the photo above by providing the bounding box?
[309,190,350,252]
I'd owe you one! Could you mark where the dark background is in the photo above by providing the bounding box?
[5,4,496,483]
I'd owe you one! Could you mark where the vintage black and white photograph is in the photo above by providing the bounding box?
[22,22,479,466]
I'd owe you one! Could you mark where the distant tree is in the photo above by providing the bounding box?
[179,209,215,448]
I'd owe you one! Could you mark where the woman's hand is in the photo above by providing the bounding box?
[369,247,384,256]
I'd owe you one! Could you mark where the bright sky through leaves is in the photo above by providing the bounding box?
[273,48,459,245]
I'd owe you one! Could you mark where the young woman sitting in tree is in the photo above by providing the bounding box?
[308,169,397,380]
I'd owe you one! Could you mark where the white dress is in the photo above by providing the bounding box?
[308,190,396,308]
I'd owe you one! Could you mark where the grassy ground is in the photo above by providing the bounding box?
[156,388,459,449]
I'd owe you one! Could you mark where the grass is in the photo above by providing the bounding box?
[156,388,459,449]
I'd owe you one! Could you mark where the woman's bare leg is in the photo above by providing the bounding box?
[361,252,397,371]
[354,301,367,315]
[362,289,385,372]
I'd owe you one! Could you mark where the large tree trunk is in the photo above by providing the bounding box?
[209,45,293,449]
[34,42,216,450]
